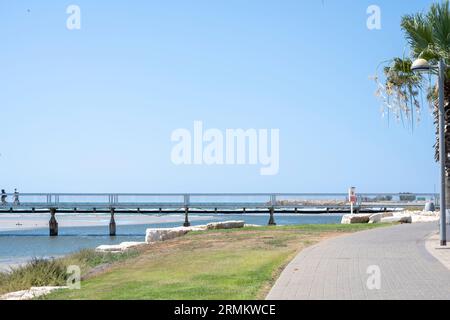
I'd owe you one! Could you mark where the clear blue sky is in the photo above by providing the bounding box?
[0,0,440,193]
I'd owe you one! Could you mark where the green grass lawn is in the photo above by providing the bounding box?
[41,223,389,300]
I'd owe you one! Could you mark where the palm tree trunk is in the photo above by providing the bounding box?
[446,170,450,208]
[444,79,450,209]
[435,79,450,208]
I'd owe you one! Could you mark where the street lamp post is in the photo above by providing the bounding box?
[412,58,447,246]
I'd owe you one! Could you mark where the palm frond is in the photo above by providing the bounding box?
[428,0,450,59]
[401,13,435,59]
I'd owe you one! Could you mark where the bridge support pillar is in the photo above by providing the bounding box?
[184,207,191,227]
[49,208,58,236]
[109,208,116,236]
[243,208,246,214]
[268,207,276,226]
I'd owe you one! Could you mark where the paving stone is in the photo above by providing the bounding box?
[266,223,450,300]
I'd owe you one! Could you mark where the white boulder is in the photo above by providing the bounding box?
[206,221,245,230]
[144,221,247,244]
[382,212,394,218]
[145,227,192,244]
[368,212,395,223]
[412,215,439,223]
[381,215,412,224]
[341,214,371,224]
[378,211,439,224]
[342,210,440,225]
[1,286,68,300]
[410,211,439,223]
[95,242,146,253]
[188,225,208,231]
[369,213,383,224]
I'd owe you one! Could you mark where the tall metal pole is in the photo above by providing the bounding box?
[438,59,447,246]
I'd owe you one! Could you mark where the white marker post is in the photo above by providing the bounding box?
[348,187,357,215]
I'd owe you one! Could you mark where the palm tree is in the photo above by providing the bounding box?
[374,57,423,128]
[374,1,450,204]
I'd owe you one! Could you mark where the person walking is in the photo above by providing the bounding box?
[13,188,20,206]
[1,189,6,205]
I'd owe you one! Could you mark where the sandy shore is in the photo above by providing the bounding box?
[0,213,211,232]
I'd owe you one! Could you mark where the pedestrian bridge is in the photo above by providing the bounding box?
[0,193,437,212]
[0,193,439,212]
[0,193,436,236]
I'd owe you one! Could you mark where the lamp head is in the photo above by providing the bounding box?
[411,58,432,73]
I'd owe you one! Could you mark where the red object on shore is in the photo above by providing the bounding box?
[348,187,357,204]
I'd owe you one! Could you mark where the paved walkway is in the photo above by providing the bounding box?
[267,223,450,300]
[425,231,450,271]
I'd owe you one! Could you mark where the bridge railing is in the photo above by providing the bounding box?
[0,193,439,210]
[188,194,273,209]
[274,193,438,209]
